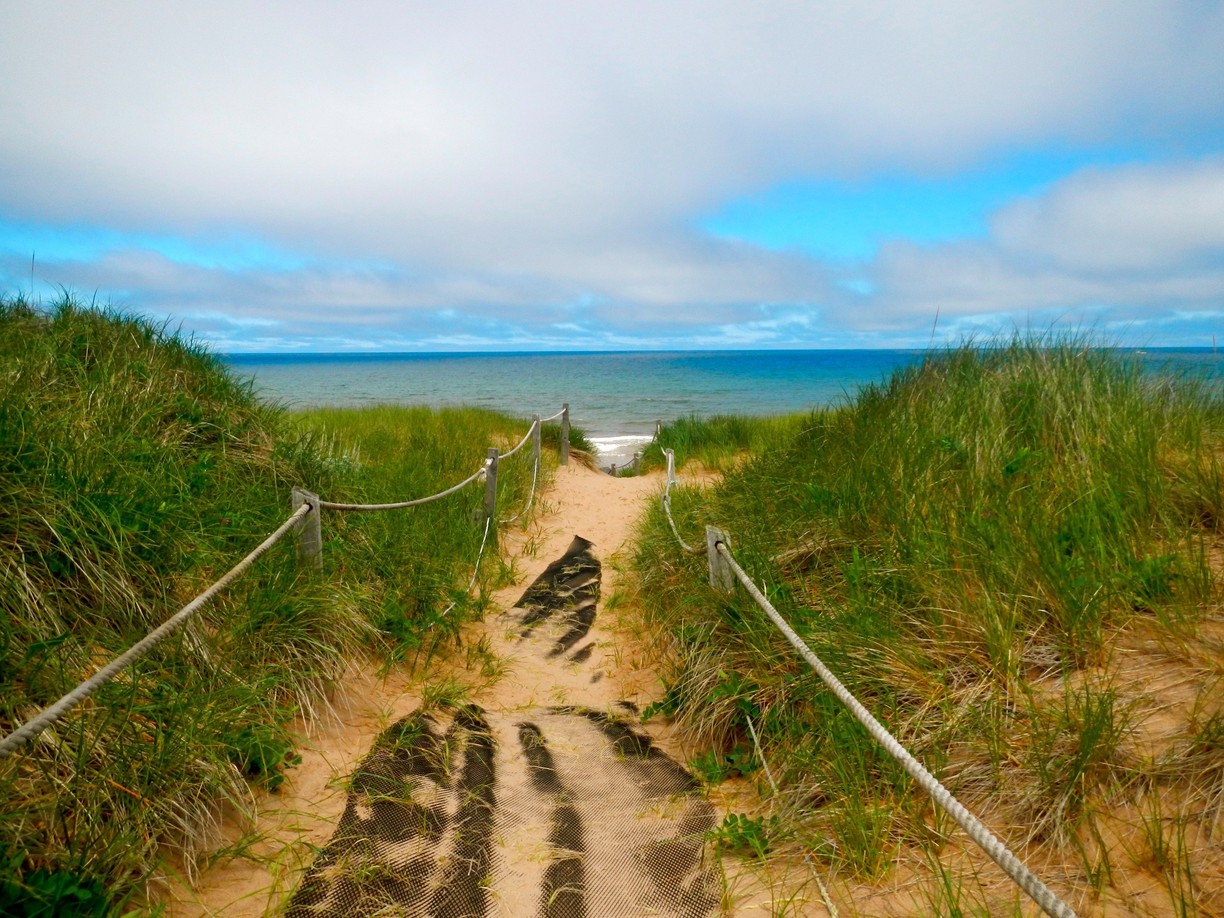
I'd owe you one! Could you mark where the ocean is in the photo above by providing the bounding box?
[223,349,1222,465]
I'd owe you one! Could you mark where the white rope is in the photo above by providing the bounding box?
[441,516,493,619]
[499,418,538,460]
[540,408,566,422]
[802,853,842,918]
[499,448,540,525]
[744,715,779,797]
[0,409,562,760]
[662,449,702,555]
[0,503,313,760]
[714,541,1079,918]
[317,462,486,511]
[746,706,838,915]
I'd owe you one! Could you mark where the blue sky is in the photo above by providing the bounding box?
[2,2,1223,352]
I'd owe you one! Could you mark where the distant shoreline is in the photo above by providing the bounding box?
[223,345,1218,361]
[223,347,1222,466]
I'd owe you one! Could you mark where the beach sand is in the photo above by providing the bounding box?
[164,461,769,916]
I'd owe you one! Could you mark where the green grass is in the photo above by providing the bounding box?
[289,402,557,659]
[642,412,810,473]
[0,294,562,913]
[633,336,1223,903]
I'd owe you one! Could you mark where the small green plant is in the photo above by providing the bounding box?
[708,812,775,860]
[224,722,302,792]
[641,681,683,721]
[420,675,470,709]
[690,742,758,783]
[0,861,111,918]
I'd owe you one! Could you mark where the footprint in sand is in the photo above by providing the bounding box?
[285,536,719,918]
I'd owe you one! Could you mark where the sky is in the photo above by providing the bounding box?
[2,1,1223,352]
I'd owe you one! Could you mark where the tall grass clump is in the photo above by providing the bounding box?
[641,413,809,473]
[289,403,554,659]
[634,336,1223,904]
[0,294,551,913]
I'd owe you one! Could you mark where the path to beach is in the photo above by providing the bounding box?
[168,461,784,917]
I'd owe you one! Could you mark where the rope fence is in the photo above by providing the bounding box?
[315,463,488,512]
[500,415,542,524]
[662,449,702,554]
[498,418,537,459]
[0,405,571,760]
[660,464,1078,918]
[0,503,312,761]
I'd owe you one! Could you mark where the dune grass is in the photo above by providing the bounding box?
[641,412,810,473]
[632,337,1224,911]
[0,294,559,914]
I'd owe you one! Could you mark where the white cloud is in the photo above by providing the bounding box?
[992,158,1224,272]
[2,2,1223,346]
[835,158,1224,338]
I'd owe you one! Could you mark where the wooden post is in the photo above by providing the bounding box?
[632,451,641,474]
[484,447,499,526]
[560,404,570,466]
[531,414,541,469]
[610,462,617,477]
[292,488,322,571]
[706,526,734,593]
[655,419,662,438]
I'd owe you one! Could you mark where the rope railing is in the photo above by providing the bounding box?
[440,516,493,619]
[0,503,312,761]
[500,415,542,525]
[316,462,489,512]
[662,449,702,555]
[1,406,572,760]
[499,417,538,460]
[657,467,1078,918]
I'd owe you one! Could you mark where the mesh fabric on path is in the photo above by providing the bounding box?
[286,536,720,918]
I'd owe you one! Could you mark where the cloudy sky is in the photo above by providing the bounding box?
[2,2,1223,352]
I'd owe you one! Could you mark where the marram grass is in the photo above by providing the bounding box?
[632,337,1224,910]
[0,294,557,914]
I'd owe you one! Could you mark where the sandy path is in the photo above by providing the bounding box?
[166,462,732,916]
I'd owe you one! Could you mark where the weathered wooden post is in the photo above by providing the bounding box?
[531,414,541,469]
[706,526,734,593]
[484,447,499,526]
[292,488,322,570]
[560,403,570,466]
[632,451,641,474]
[610,462,617,476]
[655,419,662,438]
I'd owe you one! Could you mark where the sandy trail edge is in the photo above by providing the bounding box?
[165,461,777,916]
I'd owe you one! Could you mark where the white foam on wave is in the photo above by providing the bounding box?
[589,434,654,462]
[590,435,655,447]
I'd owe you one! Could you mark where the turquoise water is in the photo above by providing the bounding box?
[223,350,922,461]
[223,349,1222,464]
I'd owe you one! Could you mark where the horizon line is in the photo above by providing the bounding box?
[220,344,1220,360]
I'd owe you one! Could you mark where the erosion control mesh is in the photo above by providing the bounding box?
[287,536,720,918]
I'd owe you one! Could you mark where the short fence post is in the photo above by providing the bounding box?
[610,462,617,477]
[560,404,570,466]
[531,414,541,469]
[484,448,499,526]
[292,488,322,571]
[655,419,662,438]
[706,526,734,593]
[632,451,641,474]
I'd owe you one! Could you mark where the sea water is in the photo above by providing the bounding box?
[223,350,923,464]
[223,349,1221,465]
